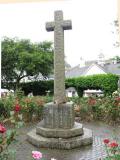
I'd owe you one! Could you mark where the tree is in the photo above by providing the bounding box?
[110,56,120,62]
[2,37,54,90]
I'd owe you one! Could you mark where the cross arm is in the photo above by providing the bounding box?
[46,22,55,31]
[62,20,72,30]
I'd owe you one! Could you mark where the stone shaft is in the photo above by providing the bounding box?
[54,11,66,104]
[46,10,72,104]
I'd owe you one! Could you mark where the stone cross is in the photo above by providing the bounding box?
[46,10,72,104]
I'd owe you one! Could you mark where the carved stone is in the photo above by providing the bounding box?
[27,10,93,149]
[43,102,74,129]
[36,121,83,138]
[46,10,72,104]
[27,128,93,149]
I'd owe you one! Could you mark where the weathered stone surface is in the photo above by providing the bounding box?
[27,128,93,149]
[43,102,74,129]
[27,10,93,149]
[36,122,83,138]
[46,10,72,104]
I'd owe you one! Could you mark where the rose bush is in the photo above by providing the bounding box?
[103,138,120,160]
[1,93,120,124]
[70,94,120,124]
[21,96,44,122]
[0,95,45,123]
[0,103,23,160]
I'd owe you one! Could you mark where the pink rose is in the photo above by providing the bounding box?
[32,151,42,160]
[0,124,6,133]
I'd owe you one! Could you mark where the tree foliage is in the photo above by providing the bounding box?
[2,37,53,89]
[110,55,120,62]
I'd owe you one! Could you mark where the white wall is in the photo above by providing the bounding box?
[83,64,106,76]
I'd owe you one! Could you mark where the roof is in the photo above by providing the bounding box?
[84,89,103,93]
[83,63,107,75]
[65,62,120,78]
[104,63,120,75]
[65,65,89,78]
[66,87,77,92]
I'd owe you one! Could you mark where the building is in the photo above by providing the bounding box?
[66,56,120,78]
[65,56,120,97]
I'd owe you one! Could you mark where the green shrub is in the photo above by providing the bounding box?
[3,74,119,96]
[21,80,54,96]
[66,74,119,96]
[24,74,118,96]
[0,96,16,118]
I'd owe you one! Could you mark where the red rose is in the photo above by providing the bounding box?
[15,104,21,112]
[0,124,6,133]
[103,139,110,144]
[88,98,96,105]
[109,142,118,148]
[115,97,120,101]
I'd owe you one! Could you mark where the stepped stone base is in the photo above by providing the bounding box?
[36,121,83,138]
[27,102,93,149]
[27,127,93,149]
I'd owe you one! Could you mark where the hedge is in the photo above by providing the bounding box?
[20,80,54,96]
[18,74,119,96]
[65,74,119,96]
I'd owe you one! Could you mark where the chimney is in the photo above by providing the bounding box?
[79,57,85,67]
[97,52,105,66]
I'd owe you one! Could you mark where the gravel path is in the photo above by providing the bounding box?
[9,121,120,160]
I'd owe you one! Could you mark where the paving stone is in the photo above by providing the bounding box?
[9,122,120,160]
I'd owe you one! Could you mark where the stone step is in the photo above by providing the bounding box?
[36,121,83,138]
[27,127,93,149]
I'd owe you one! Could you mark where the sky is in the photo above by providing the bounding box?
[0,0,119,67]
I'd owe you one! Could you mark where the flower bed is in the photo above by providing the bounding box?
[70,92,120,124]
[0,95,51,123]
[1,91,120,124]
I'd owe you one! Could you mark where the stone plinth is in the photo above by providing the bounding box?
[27,101,93,149]
[36,121,83,138]
[43,102,74,129]
[27,127,93,149]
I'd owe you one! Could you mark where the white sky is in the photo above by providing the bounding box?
[0,0,119,67]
